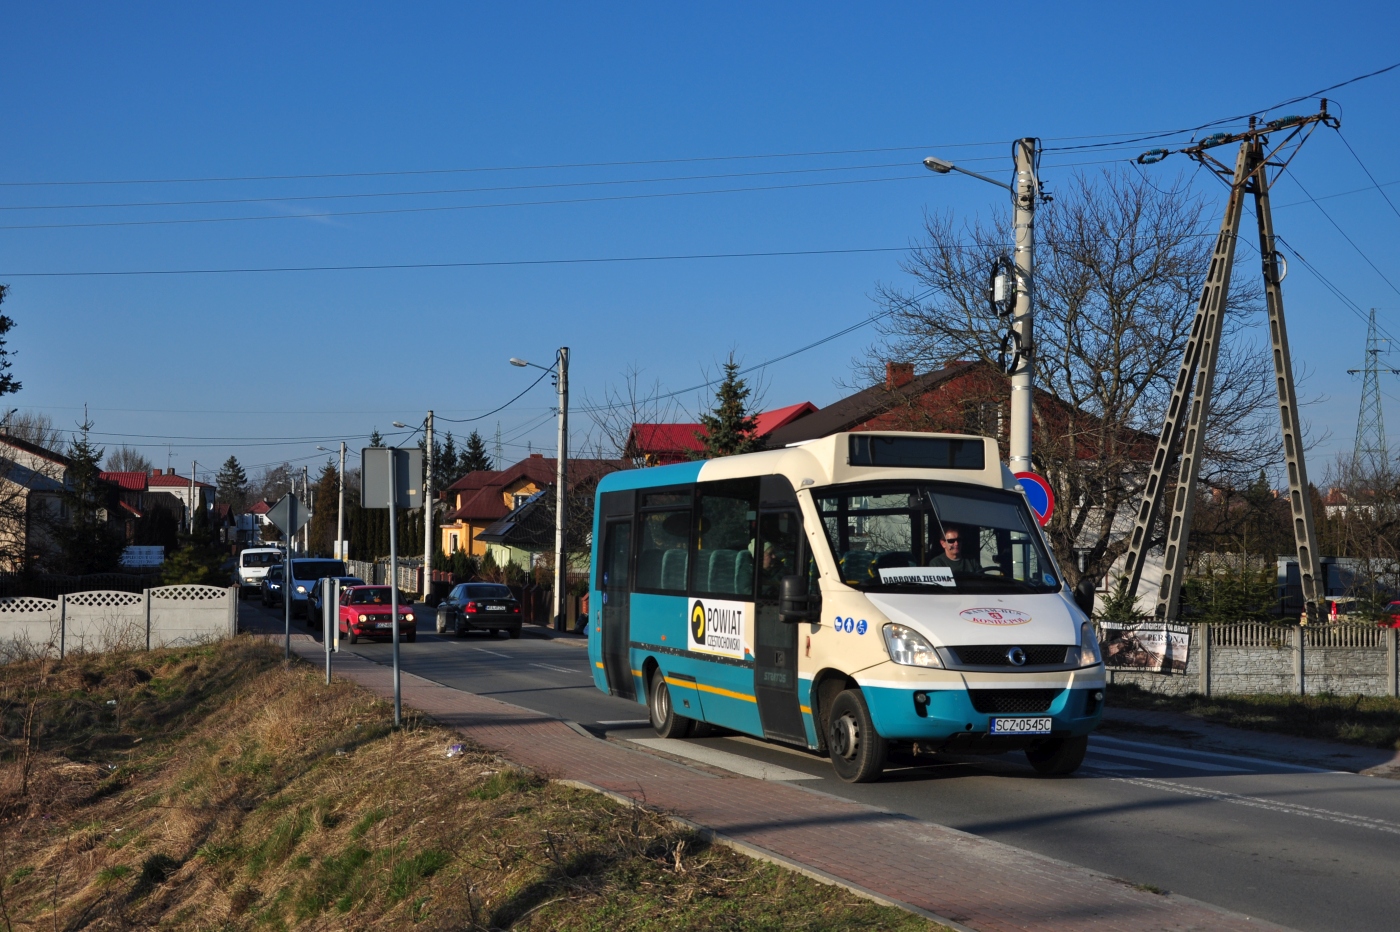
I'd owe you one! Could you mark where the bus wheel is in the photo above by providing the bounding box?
[1025,735,1087,775]
[827,690,887,783]
[648,674,693,739]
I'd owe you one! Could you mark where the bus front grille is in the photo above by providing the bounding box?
[968,689,1060,714]
[952,645,1072,667]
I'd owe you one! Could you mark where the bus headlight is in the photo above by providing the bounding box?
[882,624,944,668]
[1078,621,1103,667]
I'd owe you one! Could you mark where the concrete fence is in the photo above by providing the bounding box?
[0,585,237,662]
[1102,621,1400,698]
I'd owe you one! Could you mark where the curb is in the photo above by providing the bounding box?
[555,778,978,932]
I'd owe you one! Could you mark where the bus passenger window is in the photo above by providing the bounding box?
[691,479,759,597]
[637,510,690,593]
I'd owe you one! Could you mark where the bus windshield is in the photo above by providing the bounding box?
[813,481,1059,594]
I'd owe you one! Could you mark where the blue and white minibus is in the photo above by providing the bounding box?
[587,432,1105,782]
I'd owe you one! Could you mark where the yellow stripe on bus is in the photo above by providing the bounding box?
[595,661,604,669]
[631,669,644,679]
[799,705,811,714]
[665,677,756,704]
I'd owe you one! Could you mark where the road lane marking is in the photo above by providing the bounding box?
[626,738,821,781]
[1081,756,1150,772]
[532,662,590,676]
[1091,735,1341,774]
[598,719,651,726]
[1112,775,1400,835]
[469,647,509,658]
[1089,747,1248,772]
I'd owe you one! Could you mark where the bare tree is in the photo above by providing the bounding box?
[582,364,682,464]
[868,169,1276,587]
[104,445,152,473]
[3,412,63,452]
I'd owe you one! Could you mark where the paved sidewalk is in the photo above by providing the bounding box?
[288,636,1291,932]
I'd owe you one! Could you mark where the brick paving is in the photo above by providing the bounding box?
[287,635,1292,931]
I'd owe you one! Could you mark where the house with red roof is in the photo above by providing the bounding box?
[624,401,818,466]
[98,467,215,531]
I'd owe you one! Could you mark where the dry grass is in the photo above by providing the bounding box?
[0,639,939,930]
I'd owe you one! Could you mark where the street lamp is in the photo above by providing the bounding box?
[509,349,570,631]
[923,140,1039,473]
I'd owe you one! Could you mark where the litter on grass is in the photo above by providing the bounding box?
[446,744,464,759]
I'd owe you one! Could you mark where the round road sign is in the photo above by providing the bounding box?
[1014,471,1055,527]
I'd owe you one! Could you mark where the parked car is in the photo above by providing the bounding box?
[338,586,417,644]
[1379,601,1400,627]
[261,565,284,607]
[306,576,366,624]
[436,582,522,638]
[236,547,285,599]
[286,558,349,618]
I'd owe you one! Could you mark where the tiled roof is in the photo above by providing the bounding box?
[752,402,819,436]
[249,500,272,515]
[100,471,150,491]
[627,403,819,461]
[0,433,71,467]
[148,472,214,489]
[443,455,624,523]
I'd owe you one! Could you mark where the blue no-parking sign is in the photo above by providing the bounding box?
[1014,472,1055,527]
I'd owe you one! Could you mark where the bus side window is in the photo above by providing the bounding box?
[637,509,690,593]
[691,479,759,597]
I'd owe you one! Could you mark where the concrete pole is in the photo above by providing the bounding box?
[337,442,346,561]
[554,348,569,631]
[389,449,402,726]
[423,410,434,602]
[1009,139,1038,473]
[302,466,310,555]
[189,461,197,533]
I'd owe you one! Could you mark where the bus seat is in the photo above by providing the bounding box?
[734,550,753,595]
[660,549,689,591]
[708,549,739,594]
[841,550,877,584]
[875,551,915,570]
[638,550,663,590]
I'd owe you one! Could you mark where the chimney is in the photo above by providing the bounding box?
[885,362,914,390]
[151,468,161,477]
[529,453,543,459]
[167,468,176,475]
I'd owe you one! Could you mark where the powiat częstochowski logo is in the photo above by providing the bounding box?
[690,601,707,643]
[687,598,746,659]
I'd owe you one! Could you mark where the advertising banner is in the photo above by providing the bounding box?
[687,597,750,660]
[1100,622,1191,674]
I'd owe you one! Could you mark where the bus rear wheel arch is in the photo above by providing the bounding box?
[826,689,887,783]
[647,669,694,739]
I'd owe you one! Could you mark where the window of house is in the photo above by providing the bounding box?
[449,532,460,553]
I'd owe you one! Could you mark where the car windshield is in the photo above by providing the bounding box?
[267,567,283,580]
[291,560,347,582]
[813,481,1059,594]
[465,584,513,599]
[346,587,408,605]
[241,551,281,567]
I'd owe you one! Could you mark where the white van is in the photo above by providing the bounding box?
[236,547,285,598]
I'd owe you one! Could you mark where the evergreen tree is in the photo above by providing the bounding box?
[696,354,761,458]
[51,418,124,574]
[437,432,459,487]
[216,456,249,514]
[369,428,385,448]
[307,460,340,556]
[462,430,493,472]
[0,285,20,399]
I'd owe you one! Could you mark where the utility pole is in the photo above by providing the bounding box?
[1348,308,1398,478]
[301,465,310,555]
[1009,139,1038,472]
[188,461,197,534]
[423,411,434,602]
[554,349,569,631]
[1119,107,1335,622]
[337,442,346,561]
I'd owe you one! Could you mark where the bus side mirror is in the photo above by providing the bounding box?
[1073,579,1096,617]
[779,575,816,624]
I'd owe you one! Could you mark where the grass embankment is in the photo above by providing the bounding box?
[1107,682,1400,751]
[0,639,937,931]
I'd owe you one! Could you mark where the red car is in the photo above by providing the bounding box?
[1380,601,1400,628]
[338,586,417,644]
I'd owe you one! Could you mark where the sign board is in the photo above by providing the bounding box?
[267,493,310,537]
[1100,622,1191,675]
[120,545,164,567]
[1014,471,1055,527]
[361,447,423,510]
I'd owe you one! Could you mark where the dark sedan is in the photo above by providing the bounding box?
[436,583,522,638]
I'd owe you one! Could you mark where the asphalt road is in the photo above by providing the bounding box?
[245,599,1400,932]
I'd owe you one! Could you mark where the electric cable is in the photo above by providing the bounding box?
[1287,174,1400,300]
[434,367,552,424]
[1333,129,1400,223]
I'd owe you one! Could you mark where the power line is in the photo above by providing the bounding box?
[1333,129,1400,224]
[1287,174,1400,300]
[434,366,553,424]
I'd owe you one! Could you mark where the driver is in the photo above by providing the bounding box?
[930,527,984,574]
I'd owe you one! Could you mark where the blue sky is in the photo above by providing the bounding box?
[3,2,1399,485]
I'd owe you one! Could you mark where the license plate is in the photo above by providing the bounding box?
[485,605,506,612]
[990,717,1052,735]
[376,622,393,629]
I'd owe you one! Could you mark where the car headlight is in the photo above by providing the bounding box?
[404,613,414,622]
[1078,621,1103,667]
[296,585,307,594]
[358,614,368,623]
[882,623,944,668]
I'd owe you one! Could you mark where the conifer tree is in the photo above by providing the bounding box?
[216,456,249,513]
[462,430,493,472]
[696,354,761,458]
[0,285,19,399]
[369,428,385,448]
[52,418,124,574]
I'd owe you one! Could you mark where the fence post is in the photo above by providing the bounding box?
[144,589,152,651]
[228,585,237,637]
[59,593,66,659]
[1199,623,1211,696]
[1389,626,1397,699]
[1294,624,1305,696]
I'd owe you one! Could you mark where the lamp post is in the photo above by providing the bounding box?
[510,348,569,631]
[923,140,1040,472]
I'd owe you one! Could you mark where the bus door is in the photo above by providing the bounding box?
[600,515,636,700]
[754,510,806,743]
